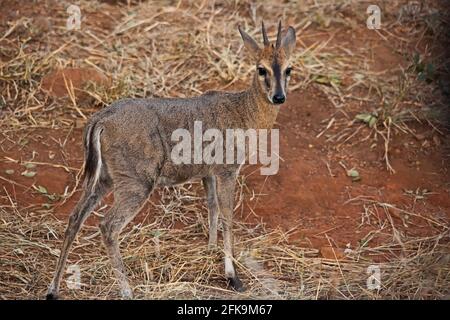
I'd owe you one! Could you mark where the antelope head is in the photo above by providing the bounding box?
[239,21,296,105]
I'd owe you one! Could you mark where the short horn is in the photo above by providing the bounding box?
[261,21,269,46]
[275,20,282,48]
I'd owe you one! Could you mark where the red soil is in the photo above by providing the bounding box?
[1,87,448,257]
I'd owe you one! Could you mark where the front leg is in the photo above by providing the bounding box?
[202,176,220,248]
[216,171,244,292]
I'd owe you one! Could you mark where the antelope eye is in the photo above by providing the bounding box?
[257,67,267,76]
[285,67,293,76]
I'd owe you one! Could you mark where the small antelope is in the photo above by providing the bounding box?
[47,21,296,299]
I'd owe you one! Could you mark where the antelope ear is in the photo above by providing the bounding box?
[238,25,260,58]
[281,26,296,58]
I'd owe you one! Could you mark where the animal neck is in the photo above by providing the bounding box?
[242,74,280,129]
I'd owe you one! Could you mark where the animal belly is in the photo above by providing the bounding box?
[157,176,192,187]
[157,164,208,187]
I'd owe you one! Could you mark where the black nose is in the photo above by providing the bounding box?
[272,94,285,104]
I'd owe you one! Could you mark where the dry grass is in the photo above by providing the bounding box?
[0,0,449,299]
[1,182,449,299]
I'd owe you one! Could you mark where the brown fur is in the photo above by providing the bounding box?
[46,21,296,299]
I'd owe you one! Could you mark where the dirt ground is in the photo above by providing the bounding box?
[2,86,449,250]
[0,0,449,299]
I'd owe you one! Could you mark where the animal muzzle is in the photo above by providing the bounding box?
[272,94,285,104]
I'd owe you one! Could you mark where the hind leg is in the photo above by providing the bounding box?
[100,178,153,299]
[202,176,220,248]
[47,177,110,299]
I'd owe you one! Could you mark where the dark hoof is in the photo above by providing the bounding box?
[227,277,245,292]
[46,292,58,300]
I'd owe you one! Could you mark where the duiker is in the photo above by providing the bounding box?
[47,21,296,299]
